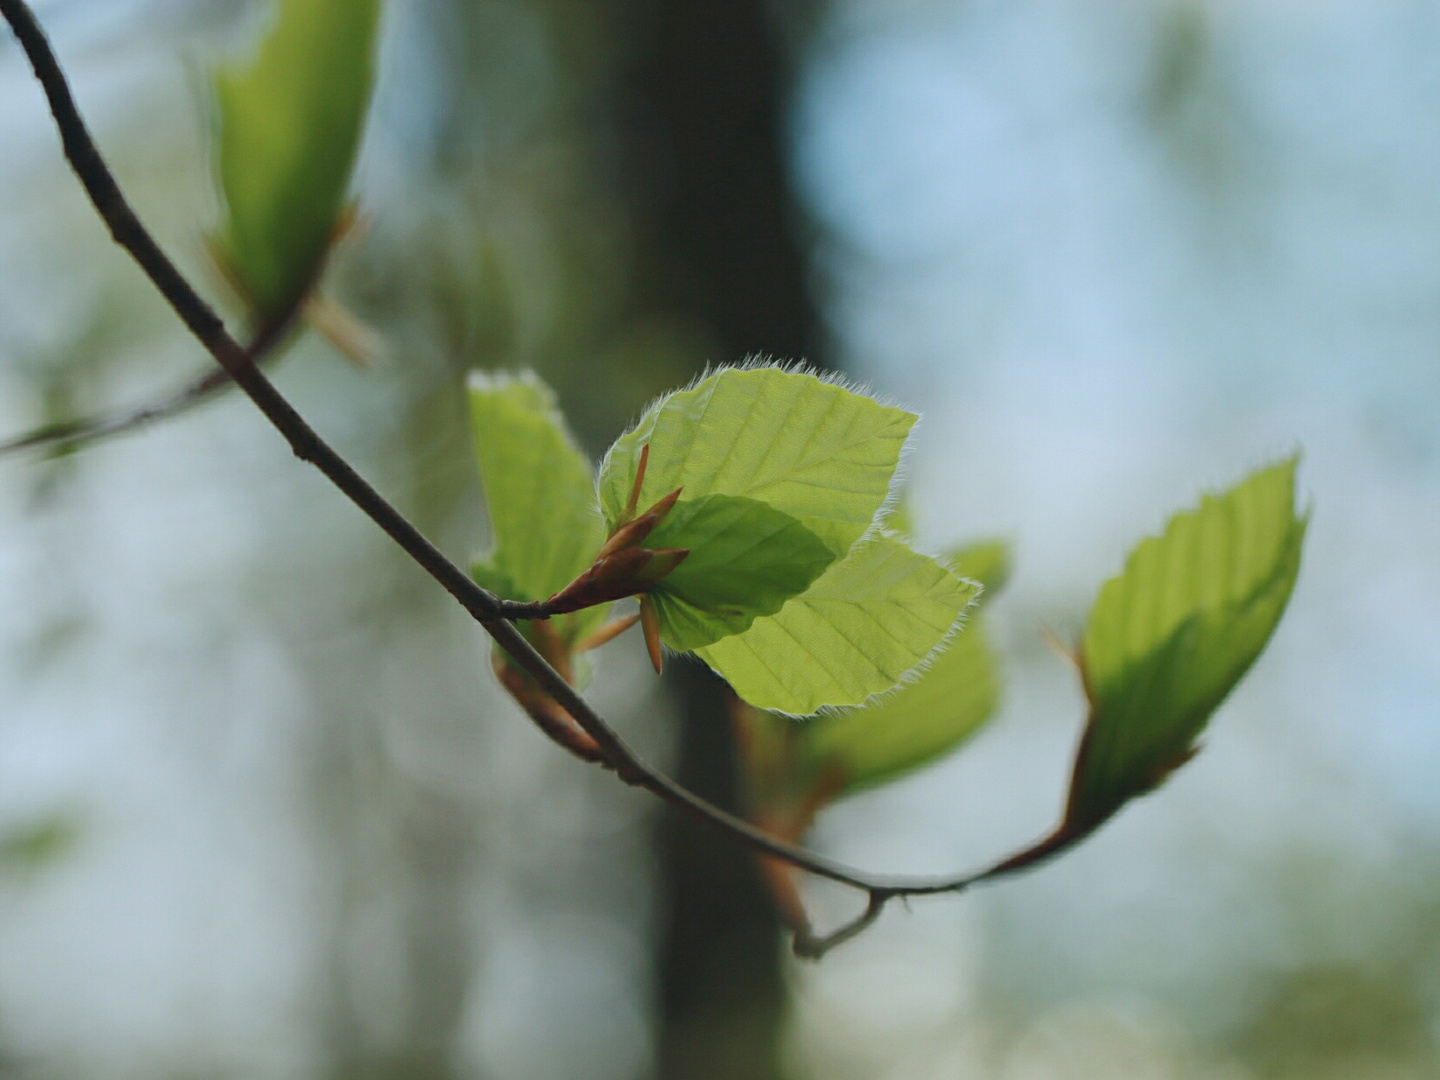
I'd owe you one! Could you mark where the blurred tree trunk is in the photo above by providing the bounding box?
[618,4,821,1078]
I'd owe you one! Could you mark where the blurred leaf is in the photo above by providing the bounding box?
[469,371,607,644]
[598,367,915,555]
[800,616,1000,796]
[643,494,835,651]
[881,495,915,540]
[0,814,79,869]
[1067,458,1306,832]
[468,558,521,602]
[212,0,380,323]
[947,538,1012,599]
[698,538,977,714]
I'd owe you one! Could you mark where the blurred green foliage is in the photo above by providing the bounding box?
[212,0,379,325]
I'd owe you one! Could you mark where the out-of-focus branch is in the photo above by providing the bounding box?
[0,302,303,459]
[0,364,233,458]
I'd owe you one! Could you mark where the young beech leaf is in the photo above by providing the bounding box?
[1066,458,1307,833]
[799,616,1000,797]
[792,538,1013,795]
[947,539,1012,597]
[598,367,916,556]
[730,537,1004,932]
[468,372,607,643]
[212,0,380,324]
[697,538,978,714]
[736,538,1009,811]
[640,494,835,651]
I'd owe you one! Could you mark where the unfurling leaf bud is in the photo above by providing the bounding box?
[596,486,683,560]
[545,543,690,615]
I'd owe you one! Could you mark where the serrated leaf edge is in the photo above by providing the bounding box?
[595,357,919,547]
[704,561,982,720]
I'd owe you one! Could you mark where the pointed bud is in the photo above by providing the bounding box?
[588,546,655,583]
[545,546,677,614]
[546,497,690,616]
[492,651,603,762]
[620,444,652,525]
[640,595,664,674]
[596,516,649,561]
[597,485,685,559]
[575,612,642,653]
[545,552,647,614]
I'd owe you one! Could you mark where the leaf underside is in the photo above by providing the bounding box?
[644,494,836,651]
[697,538,978,715]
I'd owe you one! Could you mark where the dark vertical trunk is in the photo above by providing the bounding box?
[620,1,816,361]
[617,3,820,1078]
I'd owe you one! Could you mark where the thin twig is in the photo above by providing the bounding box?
[0,365,230,457]
[792,890,894,960]
[0,302,299,459]
[0,0,1080,953]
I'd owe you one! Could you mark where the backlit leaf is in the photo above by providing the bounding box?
[643,494,835,651]
[946,539,1012,598]
[1067,458,1306,831]
[468,371,607,644]
[598,367,915,556]
[697,538,977,715]
[212,0,380,324]
[799,615,999,796]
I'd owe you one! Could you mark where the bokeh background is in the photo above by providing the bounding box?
[2,0,1440,1078]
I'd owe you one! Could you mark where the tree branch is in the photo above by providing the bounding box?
[0,0,1078,954]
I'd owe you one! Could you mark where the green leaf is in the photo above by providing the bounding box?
[212,0,380,323]
[1068,458,1307,831]
[946,539,1012,599]
[800,615,1000,796]
[0,814,79,869]
[881,495,915,541]
[468,371,607,643]
[469,557,521,603]
[599,367,916,556]
[643,494,836,651]
[697,538,978,714]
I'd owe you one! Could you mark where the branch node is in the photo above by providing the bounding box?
[792,889,895,961]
